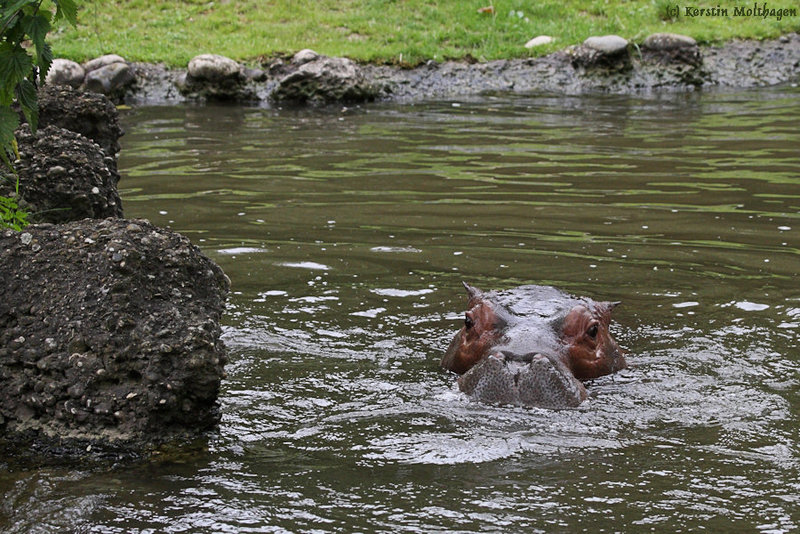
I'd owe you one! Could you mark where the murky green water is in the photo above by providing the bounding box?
[3,86,800,533]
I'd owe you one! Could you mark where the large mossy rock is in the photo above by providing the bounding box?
[0,218,229,460]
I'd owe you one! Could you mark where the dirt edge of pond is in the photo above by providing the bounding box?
[49,32,800,106]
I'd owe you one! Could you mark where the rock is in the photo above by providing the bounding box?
[83,54,127,73]
[45,59,85,88]
[525,35,554,49]
[583,35,629,54]
[642,33,701,66]
[292,49,320,65]
[0,218,229,460]
[187,54,241,82]
[38,85,124,157]
[83,62,136,98]
[5,125,122,223]
[643,33,697,50]
[271,55,382,105]
[570,34,631,71]
[243,67,267,82]
[179,54,252,101]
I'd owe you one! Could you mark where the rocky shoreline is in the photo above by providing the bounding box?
[49,32,800,106]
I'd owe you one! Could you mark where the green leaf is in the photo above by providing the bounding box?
[0,43,33,91]
[22,13,51,55]
[0,194,29,231]
[54,0,78,26]
[0,106,19,149]
[37,42,53,84]
[0,0,33,30]
[20,13,52,82]
[0,106,20,171]
[16,78,37,132]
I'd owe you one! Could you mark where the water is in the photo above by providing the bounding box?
[2,86,799,532]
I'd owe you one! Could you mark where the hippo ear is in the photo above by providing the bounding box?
[600,301,621,315]
[462,281,483,300]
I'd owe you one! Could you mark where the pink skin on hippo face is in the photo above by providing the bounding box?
[441,282,627,407]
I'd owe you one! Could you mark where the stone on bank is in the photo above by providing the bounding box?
[271,52,383,105]
[179,53,254,101]
[46,54,136,101]
[641,33,701,66]
[45,59,85,89]
[570,34,632,71]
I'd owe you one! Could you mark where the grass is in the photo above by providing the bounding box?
[48,0,800,67]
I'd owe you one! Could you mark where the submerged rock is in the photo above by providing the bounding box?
[0,218,229,460]
[45,59,85,88]
[38,85,124,157]
[271,55,383,105]
[7,125,122,223]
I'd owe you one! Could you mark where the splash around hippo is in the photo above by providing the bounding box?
[441,282,626,408]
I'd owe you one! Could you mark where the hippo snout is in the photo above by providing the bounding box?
[457,351,588,408]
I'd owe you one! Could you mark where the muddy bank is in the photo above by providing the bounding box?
[75,33,800,106]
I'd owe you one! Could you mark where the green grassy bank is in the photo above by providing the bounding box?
[50,0,800,67]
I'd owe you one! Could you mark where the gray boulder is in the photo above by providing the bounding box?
[583,35,629,54]
[6,125,122,223]
[292,48,321,65]
[179,54,253,101]
[188,54,241,81]
[84,62,136,98]
[272,55,382,105]
[83,54,127,73]
[0,218,229,460]
[641,33,701,65]
[45,59,85,88]
[570,34,631,71]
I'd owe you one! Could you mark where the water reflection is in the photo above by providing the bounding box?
[2,86,799,533]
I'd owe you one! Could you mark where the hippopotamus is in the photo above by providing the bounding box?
[441,283,626,408]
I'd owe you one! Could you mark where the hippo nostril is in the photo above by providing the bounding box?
[500,350,528,362]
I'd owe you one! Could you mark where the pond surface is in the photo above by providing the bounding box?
[3,86,800,532]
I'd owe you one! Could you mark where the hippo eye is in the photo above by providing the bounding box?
[587,324,599,339]
[464,315,474,329]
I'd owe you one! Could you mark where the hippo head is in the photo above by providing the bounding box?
[441,282,626,380]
